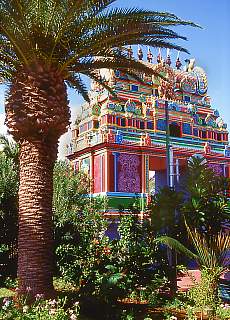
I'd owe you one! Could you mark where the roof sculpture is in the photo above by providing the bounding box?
[70,50,228,156]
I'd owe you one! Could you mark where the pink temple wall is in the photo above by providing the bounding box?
[93,154,105,193]
[94,155,101,193]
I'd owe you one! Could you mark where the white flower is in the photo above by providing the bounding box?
[48,299,57,307]
[170,317,177,320]
[23,306,29,313]
[49,308,56,315]
[70,314,77,320]
[2,298,11,309]
[35,293,44,300]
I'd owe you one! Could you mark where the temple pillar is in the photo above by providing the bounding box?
[104,150,109,192]
[90,152,94,193]
[112,152,119,192]
[141,154,146,194]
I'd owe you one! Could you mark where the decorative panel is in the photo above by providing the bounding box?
[117,153,141,193]
[157,119,166,131]
[208,163,224,176]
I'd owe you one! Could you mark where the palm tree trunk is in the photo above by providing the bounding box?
[17,139,58,297]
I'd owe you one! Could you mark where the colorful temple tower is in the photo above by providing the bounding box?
[67,51,230,215]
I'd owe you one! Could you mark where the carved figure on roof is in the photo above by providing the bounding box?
[192,66,208,95]
[205,114,216,127]
[204,142,211,154]
[157,48,162,63]
[165,49,171,66]
[158,70,175,100]
[142,102,147,118]
[185,58,195,72]
[127,45,133,59]
[216,117,224,129]
[147,47,153,63]
[138,45,143,60]
[144,133,152,146]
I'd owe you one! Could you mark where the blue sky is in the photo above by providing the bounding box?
[0,0,230,130]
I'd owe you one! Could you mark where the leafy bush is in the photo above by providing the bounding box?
[56,214,168,304]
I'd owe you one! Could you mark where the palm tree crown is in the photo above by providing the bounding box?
[0,0,197,100]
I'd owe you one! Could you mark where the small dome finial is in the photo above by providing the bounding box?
[127,45,133,59]
[157,48,162,63]
[175,51,182,70]
[166,48,171,66]
[147,46,153,63]
[138,45,143,60]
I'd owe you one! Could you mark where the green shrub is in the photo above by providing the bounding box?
[56,213,168,304]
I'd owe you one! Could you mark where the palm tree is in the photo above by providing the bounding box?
[0,0,198,297]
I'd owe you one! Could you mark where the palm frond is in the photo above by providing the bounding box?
[154,236,199,261]
[0,0,199,87]
[66,73,90,102]
[81,69,117,99]
[185,221,230,268]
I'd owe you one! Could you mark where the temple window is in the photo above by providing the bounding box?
[88,121,93,130]
[147,121,154,130]
[72,129,79,139]
[115,70,120,77]
[169,122,181,137]
[128,119,132,127]
[217,133,222,141]
[131,84,139,92]
[93,120,99,129]
[153,89,159,97]
[157,119,166,131]
[202,131,207,139]
[201,118,206,125]
[107,115,112,124]
[184,95,191,103]
[193,128,198,136]
[140,121,145,129]
[182,123,192,135]
[120,118,126,127]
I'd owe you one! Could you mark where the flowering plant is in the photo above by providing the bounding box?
[0,296,80,320]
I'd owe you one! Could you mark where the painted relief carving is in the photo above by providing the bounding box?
[118,153,141,193]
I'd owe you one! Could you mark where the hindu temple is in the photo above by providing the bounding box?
[67,48,230,215]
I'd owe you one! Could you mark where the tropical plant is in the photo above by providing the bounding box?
[0,134,19,166]
[53,161,90,226]
[182,157,230,235]
[0,0,197,297]
[149,186,183,235]
[0,147,19,280]
[155,223,230,313]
